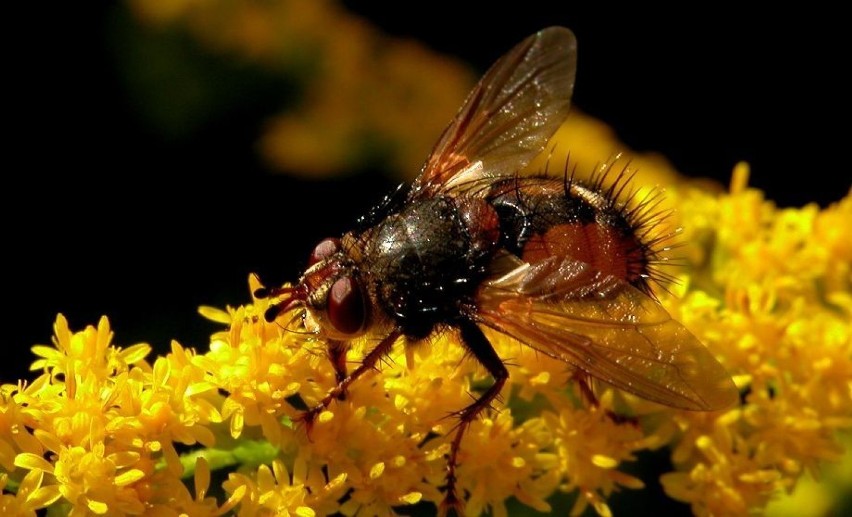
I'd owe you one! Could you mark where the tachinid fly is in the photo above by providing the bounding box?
[256,26,738,513]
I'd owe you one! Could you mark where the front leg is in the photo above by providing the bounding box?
[301,329,402,431]
[326,339,350,387]
[441,320,509,516]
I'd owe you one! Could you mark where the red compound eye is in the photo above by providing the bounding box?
[308,237,341,266]
[328,276,366,335]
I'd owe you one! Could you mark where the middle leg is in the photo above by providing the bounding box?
[301,329,402,430]
[441,319,509,515]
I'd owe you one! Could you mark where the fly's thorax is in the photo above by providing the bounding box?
[353,196,501,332]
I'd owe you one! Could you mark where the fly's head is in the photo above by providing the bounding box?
[260,236,370,339]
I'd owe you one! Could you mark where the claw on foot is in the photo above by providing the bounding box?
[438,484,465,517]
[605,409,639,426]
[295,406,327,438]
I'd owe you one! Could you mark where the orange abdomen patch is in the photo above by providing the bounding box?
[522,222,647,285]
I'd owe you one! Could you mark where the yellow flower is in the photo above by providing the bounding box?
[0,470,61,516]
[449,412,560,517]
[1,315,235,515]
[544,406,647,517]
[656,167,852,516]
[18,443,147,515]
[30,315,150,385]
[222,457,343,516]
[1,379,47,472]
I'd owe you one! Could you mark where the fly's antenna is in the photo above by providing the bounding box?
[254,284,308,323]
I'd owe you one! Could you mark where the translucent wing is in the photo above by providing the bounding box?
[410,27,576,199]
[476,256,738,410]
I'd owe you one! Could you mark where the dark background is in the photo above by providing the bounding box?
[6,4,847,378]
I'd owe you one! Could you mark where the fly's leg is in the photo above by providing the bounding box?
[255,284,351,399]
[300,329,402,432]
[573,371,637,426]
[326,339,350,392]
[441,320,509,516]
[574,371,599,407]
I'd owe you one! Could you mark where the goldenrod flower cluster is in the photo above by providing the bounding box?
[2,163,850,515]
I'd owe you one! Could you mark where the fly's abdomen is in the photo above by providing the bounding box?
[489,176,658,293]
